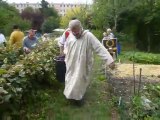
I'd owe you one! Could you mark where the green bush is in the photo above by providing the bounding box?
[130,84,160,119]
[130,52,160,65]
[118,51,160,65]
[0,40,59,117]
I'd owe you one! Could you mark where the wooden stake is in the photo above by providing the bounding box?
[138,68,142,96]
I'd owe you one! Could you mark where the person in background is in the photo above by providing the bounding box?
[62,19,115,105]
[0,30,6,47]
[102,28,114,40]
[106,28,114,39]
[23,29,38,54]
[9,25,24,49]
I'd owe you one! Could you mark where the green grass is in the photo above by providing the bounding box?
[23,56,114,120]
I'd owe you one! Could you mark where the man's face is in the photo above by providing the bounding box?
[28,30,35,39]
[71,26,82,39]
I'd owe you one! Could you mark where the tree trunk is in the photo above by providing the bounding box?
[114,14,118,31]
[147,28,151,52]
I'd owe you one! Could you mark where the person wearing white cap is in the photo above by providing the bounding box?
[63,19,115,105]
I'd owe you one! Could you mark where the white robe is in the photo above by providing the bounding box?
[64,30,114,100]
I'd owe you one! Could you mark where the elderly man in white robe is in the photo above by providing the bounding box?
[63,19,115,105]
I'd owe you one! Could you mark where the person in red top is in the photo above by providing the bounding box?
[59,17,77,56]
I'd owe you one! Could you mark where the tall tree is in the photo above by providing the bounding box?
[0,0,30,35]
[60,6,89,28]
[21,7,44,31]
[92,0,160,52]
[42,16,59,33]
[41,0,49,8]
[40,0,59,19]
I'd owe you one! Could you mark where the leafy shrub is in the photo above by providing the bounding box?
[130,84,160,119]
[129,52,160,65]
[118,51,160,65]
[0,47,23,66]
[0,40,59,117]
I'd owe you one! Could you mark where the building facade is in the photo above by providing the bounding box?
[11,2,90,16]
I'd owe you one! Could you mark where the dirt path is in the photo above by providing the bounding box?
[106,63,160,102]
[110,63,160,82]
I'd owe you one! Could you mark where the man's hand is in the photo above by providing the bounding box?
[108,62,115,70]
[24,47,31,54]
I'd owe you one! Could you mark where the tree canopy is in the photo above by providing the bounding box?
[60,6,91,29]
[92,0,160,52]
[0,0,30,35]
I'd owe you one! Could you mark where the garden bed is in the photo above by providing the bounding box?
[106,63,160,119]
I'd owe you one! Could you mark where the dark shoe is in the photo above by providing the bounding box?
[67,99,85,107]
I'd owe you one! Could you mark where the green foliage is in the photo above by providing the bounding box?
[130,84,160,119]
[40,0,49,9]
[117,1,160,52]
[130,96,144,119]
[91,29,104,40]
[0,40,59,118]
[93,0,131,29]
[114,32,134,43]
[0,1,20,35]
[4,18,31,36]
[42,16,60,33]
[42,8,59,18]
[39,1,60,31]
[118,51,160,65]
[130,52,160,65]
[40,0,59,19]
[60,6,90,28]
[0,0,60,35]
[92,0,160,52]
[0,47,23,66]
[21,7,44,31]
[0,0,31,36]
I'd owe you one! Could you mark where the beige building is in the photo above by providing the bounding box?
[11,2,90,16]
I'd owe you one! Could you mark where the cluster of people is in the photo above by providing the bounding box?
[0,25,49,54]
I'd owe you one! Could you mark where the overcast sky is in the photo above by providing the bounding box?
[6,0,93,4]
